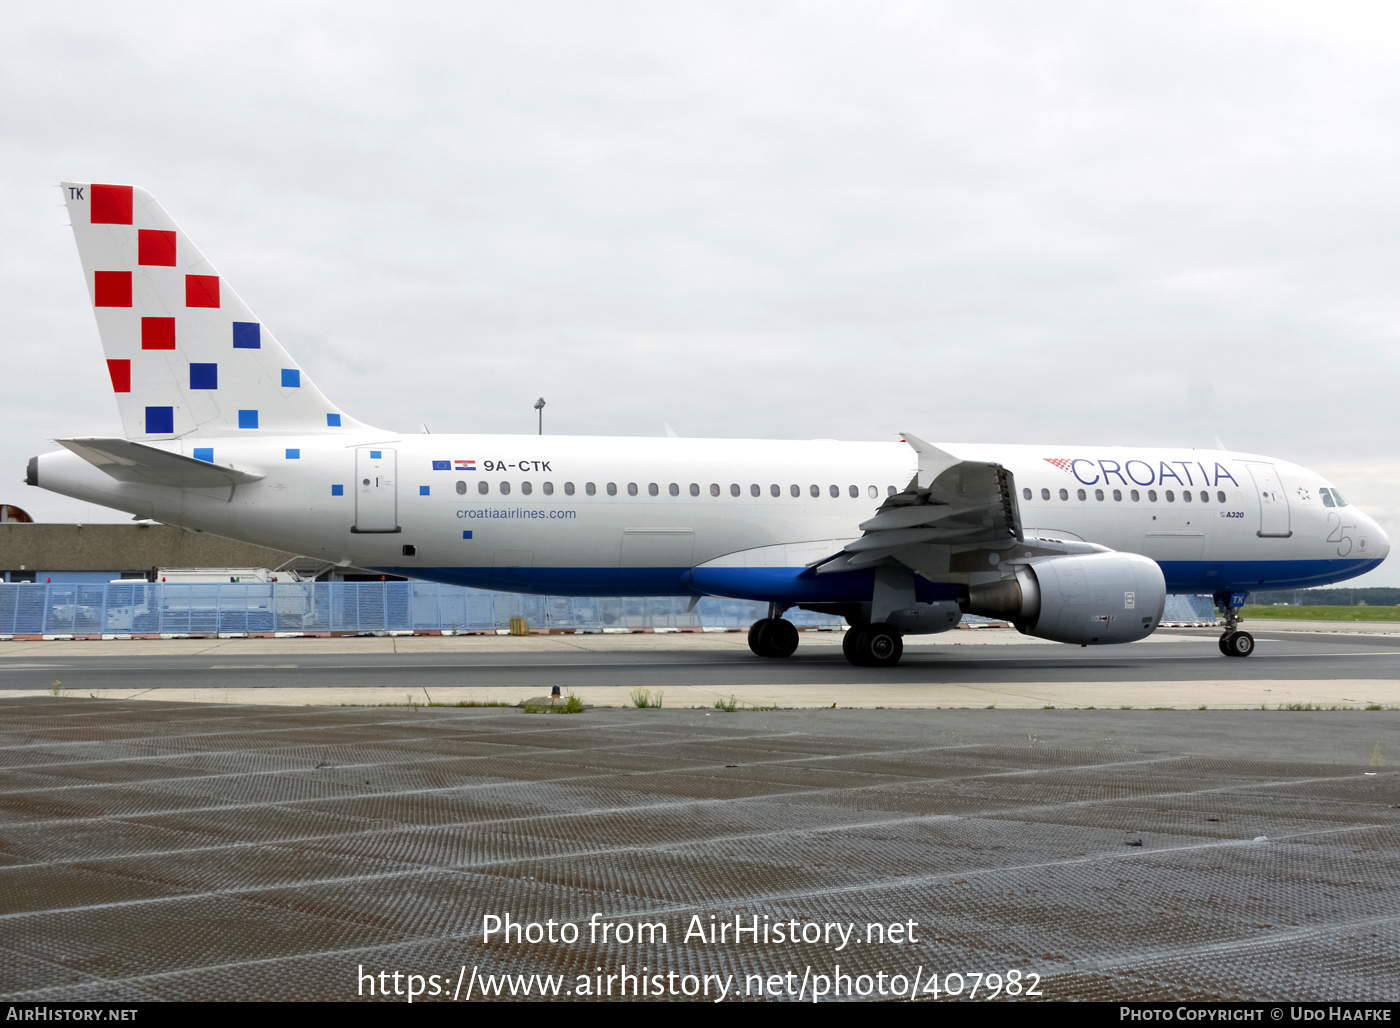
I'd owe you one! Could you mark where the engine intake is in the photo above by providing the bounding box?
[964,552,1166,645]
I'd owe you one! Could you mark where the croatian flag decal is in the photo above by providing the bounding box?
[455,460,476,471]
[431,460,450,471]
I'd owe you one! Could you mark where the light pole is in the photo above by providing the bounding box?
[534,397,546,435]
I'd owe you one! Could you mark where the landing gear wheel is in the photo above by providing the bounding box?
[843,623,904,668]
[748,618,799,658]
[766,618,799,658]
[747,618,773,657]
[1221,630,1255,658]
[842,626,862,665]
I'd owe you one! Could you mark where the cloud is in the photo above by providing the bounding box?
[5,1,1398,582]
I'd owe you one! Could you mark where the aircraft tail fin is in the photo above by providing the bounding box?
[61,182,368,440]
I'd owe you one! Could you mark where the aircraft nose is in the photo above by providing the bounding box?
[1370,517,1391,560]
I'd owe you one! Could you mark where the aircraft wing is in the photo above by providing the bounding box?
[811,433,1021,574]
[57,437,265,489]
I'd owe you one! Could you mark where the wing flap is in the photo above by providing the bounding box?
[811,434,1022,576]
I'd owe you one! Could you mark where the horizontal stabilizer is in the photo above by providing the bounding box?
[57,437,264,489]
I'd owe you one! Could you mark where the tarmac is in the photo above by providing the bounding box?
[0,623,1396,711]
[0,622,1396,1002]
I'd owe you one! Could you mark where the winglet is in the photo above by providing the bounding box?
[898,432,962,488]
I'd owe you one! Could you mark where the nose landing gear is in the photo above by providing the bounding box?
[1214,590,1254,657]
[1219,630,1255,657]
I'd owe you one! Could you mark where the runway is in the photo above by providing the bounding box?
[0,695,1396,1002]
[0,626,1396,710]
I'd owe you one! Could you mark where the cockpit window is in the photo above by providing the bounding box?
[1320,488,1335,507]
[1332,488,1349,507]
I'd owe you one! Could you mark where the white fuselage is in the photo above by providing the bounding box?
[33,434,1389,602]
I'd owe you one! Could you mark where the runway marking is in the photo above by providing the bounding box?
[204,669,296,677]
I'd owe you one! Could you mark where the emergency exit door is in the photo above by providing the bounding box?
[353,447,400,533]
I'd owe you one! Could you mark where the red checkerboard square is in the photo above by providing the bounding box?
[141,317,176,350]
[94,271,131,307]
[90,184,133,225]
[106,359,131,393]
[185,275,220,308]
[138,230,177,266]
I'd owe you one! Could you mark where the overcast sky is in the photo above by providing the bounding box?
[4,1,1400,585]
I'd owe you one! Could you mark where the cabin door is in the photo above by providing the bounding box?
[354,448,399,533]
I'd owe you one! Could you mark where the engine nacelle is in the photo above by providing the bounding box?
[964,552,1167,645]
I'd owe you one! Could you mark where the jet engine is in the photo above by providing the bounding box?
[963,552,1167,645]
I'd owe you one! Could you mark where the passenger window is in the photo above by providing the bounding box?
[1200,490,1209,503]
[1077,489,1086,501]
[648,483,658,496]
[1148,489,1157,502]
[543,481,554,496]
[1041,488,1050,500]
[564,482,575,496]
[1130,489,1139,502]
[1165,490,1174,502]
[586,482,596,496]
[521,481,532,495]
[791,484,801,498]
[1321,488,1335,507]
[773,484,782,497]
[478,480,488,495]
[810,485,820,498]
[690,483,700,497]
[669,483,679,496]
[887,486,897,496]
[456,480,467,495]
[710,483,720,497]
[829,485,839,498]
[868,485,877,498]
[730,483,740,497]
[1181,490,1191,503]
[1112,489,1122,501]
[1094,489,1104,501]
[846,485,855,498]
[500,482,511,495]
[1216,490,1225,504]
[607,483,618,496]
[627,483,637,496]
[1023,488,1032,500]
[750,484,760,497]
[1059,488,1069,501]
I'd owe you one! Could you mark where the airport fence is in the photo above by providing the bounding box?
[0,581,844,637]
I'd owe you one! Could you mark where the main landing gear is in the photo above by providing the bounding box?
[1216,594,1254,658]
[842,623,904,668]
[748,616,799,659]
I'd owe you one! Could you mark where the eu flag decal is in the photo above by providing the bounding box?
[432,460,450,471]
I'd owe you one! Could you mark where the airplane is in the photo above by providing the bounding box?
[25,182,1391,666]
